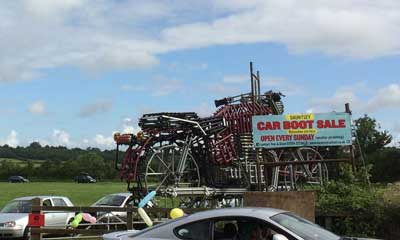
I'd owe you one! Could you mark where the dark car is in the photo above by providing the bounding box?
[8,176,29,183]
[74,175,96,183]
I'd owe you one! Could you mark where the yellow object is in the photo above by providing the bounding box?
[285,113,315,121]
[70,213,83,228]
[170,208,184,219]
[138,208,153,227]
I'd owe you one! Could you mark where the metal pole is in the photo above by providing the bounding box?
[115,144,119,170]
[250,62,254,103]
[256,149,262,191]
[257,70,261,101]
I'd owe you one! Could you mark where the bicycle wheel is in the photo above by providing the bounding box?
[275,148,328,190]
[143,144,201,192]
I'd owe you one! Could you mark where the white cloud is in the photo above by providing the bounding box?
[162,1,400,58]
[310,89,361,112]
[1,1,400,82]
[194,102,214,117]
[121,118,137,134]
[151,80,183,96]
[79,100,113,117]
[310,83,400,113]
[151,76,184,96]
[52,129,70,146]
[94,134,114,148]
[394,122,400,133]
[24,0,84,20]
[28,100,46,115]
[0,1,163,82]
[0,130,19,147]
[223,74,248,84]
[265,77,287,87]
[263,77,304,96]
[391,122,400,147]
[208,83,238,96]
[122,75,184,97]
[168,62,208,72]
[365,84,400,111]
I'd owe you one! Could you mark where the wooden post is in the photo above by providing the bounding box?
[126,206,133,230]
[325,216,333,230]
[31,198,42,240]
[345,103,356,173]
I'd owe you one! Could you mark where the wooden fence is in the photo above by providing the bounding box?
[29,198,205,240]
[29,197,348,240]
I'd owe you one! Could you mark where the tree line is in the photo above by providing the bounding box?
[0,144,122,180]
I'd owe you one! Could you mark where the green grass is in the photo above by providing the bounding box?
[382,181,400,205]
[0,158,45,167]
[0,182,128,209]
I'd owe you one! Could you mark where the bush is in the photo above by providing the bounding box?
[317,180,384,237]
[369,147,400,183]
[382,204,400,240]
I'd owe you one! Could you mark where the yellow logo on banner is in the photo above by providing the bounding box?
[287,129,317,134]
[285,113,315,121]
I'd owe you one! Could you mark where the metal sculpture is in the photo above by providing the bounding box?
[114,62,330,205]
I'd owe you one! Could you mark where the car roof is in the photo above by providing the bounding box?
[185,207,288,221]
[14,196,69,200]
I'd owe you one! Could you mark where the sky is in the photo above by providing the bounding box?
[0,0,399,149]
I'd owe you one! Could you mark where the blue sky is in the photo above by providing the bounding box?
[0,0,399,148]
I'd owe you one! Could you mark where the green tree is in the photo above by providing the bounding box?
[75,152,108,179]
[370,147,400,182]
[354,115,392,155]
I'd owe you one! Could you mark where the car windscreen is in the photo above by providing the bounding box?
[0,200,32,213]
[270,212,340,240]
[95,195,126,206]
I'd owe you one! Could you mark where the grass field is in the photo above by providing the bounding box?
[382,182,400,205]
[0,158,45,167]
[0,181,128,209]
[1,181,399,210]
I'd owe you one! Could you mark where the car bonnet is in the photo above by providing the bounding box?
[0,213,28,224]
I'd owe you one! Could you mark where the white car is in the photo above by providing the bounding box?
[0,196,75,240]
[91,193,137,222]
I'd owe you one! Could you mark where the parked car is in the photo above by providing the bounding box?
[0,196,75,240]
[91,193,138,222]
[103,208,379,240]
[74,174,96,183]
[7,176,29,183]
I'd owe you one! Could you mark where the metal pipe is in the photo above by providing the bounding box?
[115,144,119,170]
[257,70,261,101]
[250,62,255,104]
[262,158,351,167]
[161,115,207,135]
